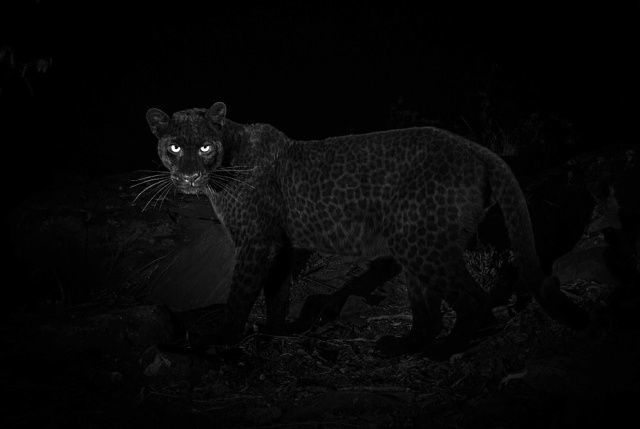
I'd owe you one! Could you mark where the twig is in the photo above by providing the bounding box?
[337,385,411,393]
[366,314,412,322]
[248,420,359,429]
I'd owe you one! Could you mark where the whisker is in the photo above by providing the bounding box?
[217,164,254,168]
[216,166,256,173]
[209,177,240,205]
[221,185,241,205]
[132,182,163,204]
[220,164,255,168]
[215,169,253,174]
[208,181,237,206]
[143,182,172,212]
[212,173,255,189]
[207,177,224,193]
[205,185,217,213]
[131,173,169,182]
[154,182,172,206]
[130,176,169,188]
[156,183,174,209]
[132,179,169,204]
[138,183,169,207]
[134,168,168,173]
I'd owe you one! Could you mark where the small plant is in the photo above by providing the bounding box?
[464,243,513,293]
[0,45,52,97]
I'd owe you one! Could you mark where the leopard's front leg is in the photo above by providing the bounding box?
[224,241,280,339]
[182,219,286,344]
[178,237,278,348]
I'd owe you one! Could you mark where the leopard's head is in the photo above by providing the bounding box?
[145,102,227,195]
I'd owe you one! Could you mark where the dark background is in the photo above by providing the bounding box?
[2,4,639,427]
[1,1,638,205]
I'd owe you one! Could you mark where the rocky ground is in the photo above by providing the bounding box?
[2,147,638,428]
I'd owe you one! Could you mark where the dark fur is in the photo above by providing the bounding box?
[146,102,588,355]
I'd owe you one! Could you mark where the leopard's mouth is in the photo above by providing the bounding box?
[175,185,204,195]
[175,183,209,195]
[171,176,209,195]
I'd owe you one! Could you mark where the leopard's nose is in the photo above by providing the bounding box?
[181,172,201,185]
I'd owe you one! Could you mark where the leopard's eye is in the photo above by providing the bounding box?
[200,144,212,154]
[169,144,181,154]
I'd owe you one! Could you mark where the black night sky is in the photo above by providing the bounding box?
[2,2,638,203]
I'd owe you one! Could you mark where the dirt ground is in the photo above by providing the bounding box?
[3,173,639,429]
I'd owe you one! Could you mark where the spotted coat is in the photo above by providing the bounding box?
[145,102,588,353]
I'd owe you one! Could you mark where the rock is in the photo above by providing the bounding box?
[140,346,211,385]
[551,146,638,290]
[553,246,618,286]
[149,222,235,310]
[340,295,373,323]
[6,173,231,311]
[80,305,175,352]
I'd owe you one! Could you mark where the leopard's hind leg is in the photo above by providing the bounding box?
[427,247,492,358]
[377,233,491,358]
[376,270,443,356]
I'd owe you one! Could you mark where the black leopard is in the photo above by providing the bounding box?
[144,101,589,356]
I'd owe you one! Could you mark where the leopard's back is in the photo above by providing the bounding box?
[277,127,489,257]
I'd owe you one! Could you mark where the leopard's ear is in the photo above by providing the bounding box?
[207,102,227,126]
[146,108,170,137]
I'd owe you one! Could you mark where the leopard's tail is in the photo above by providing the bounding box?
[482,149,590,329]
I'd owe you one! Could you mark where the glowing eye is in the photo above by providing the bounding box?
[169,144,181,153]
[200,145,212,153]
